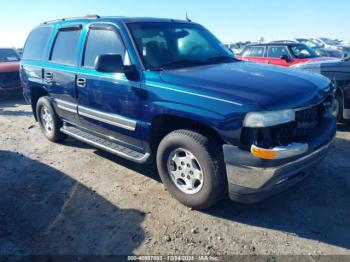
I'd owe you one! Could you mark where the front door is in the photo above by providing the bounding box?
[266,46,292,67]
[76,24,143,150]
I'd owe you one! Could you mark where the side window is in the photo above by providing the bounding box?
[267,46,289,58]
[50,29,81,66]
[248,46,265,57]
[23,27,52,60]
[83,28,125,68]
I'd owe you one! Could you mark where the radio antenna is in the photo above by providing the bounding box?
[186,12,192,22]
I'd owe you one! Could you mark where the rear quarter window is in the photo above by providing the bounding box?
[22,26,52,60]
[50,29,81,66]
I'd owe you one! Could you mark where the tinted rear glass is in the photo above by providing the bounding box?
[23,27,52,60]
[50,29,81,65]
[0,49,20,62]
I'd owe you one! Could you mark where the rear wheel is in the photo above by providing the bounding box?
[156,129,227,209]
[36,96,66,142]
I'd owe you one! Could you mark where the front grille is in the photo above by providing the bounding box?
[293,103,324,138]
[0,72,20,89]
[240,100,331,150]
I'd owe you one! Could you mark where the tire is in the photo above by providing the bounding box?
[156,129,227,209]
[36,96,66,142]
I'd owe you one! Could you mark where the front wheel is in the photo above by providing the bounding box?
[36,96,66,142]
[156,129,227,209]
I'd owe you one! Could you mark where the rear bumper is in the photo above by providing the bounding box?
[223,117,336,203]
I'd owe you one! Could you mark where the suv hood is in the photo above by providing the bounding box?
[159,62,331,110]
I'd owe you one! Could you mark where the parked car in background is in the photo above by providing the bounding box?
[294,57,350,123]
[225,41,251,55]
[314,38,350,58]
[21,16,336,209]
[295,38,343,58]
[16,48,23,57]
[271,39,345,58]
[238,43,338,67]
[0,48,20,93]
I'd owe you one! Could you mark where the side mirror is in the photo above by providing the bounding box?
[280,54,292,62]
[95,54,124,73]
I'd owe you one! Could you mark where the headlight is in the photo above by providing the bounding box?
[243,109,295,127]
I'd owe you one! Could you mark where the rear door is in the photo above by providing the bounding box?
[76,23,143,149]
[44,25,82,124]
[240,46,268,64]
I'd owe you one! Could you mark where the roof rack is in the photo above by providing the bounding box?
[42,14,100,24]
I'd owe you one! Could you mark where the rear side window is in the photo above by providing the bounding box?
[50,29,81,66]
[23,27,52,60]
[83,28,125,68]
[248,46,265,57]
[267,46,289,58]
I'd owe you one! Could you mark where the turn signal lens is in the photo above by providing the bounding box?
[251,145,278,160]
[251,143,308,160]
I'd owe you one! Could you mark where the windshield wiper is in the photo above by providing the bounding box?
[205,56,237,63]
[159,59,208,69]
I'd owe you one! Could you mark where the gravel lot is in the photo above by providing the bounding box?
[1,93,350,257]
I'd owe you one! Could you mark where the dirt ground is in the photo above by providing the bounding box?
[1,93,350,257]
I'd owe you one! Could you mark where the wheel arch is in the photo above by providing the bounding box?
[30,85,50,121]
[149,114,225,154]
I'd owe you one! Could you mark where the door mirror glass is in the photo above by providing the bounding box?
[95,54,123,73]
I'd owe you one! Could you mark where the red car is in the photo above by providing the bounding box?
[0,48,20,92]
[237,43,338,67]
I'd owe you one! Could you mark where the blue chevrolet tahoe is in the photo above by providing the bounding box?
[20,15,336,209]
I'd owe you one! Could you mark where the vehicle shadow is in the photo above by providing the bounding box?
[88,136,350,250]
[0,150,145,256]
[203,137,350,250]
[0,97,32,117]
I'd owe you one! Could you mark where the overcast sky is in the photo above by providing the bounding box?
[0,0,349,47]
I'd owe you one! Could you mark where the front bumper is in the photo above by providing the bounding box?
[223,117,336,203]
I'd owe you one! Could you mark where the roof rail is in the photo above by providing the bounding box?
[42,14,100,24]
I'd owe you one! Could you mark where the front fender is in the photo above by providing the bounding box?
[140,100,245,148]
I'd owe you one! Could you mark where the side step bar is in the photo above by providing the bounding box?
[60,125,150,163]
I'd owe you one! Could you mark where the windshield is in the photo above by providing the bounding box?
[320,38,340,46]
[127,22,235,70]
[289,45,319,59]
[0,49,20,62]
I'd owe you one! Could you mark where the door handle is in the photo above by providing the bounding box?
[45,72,53,80]
[76,78,86,88]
